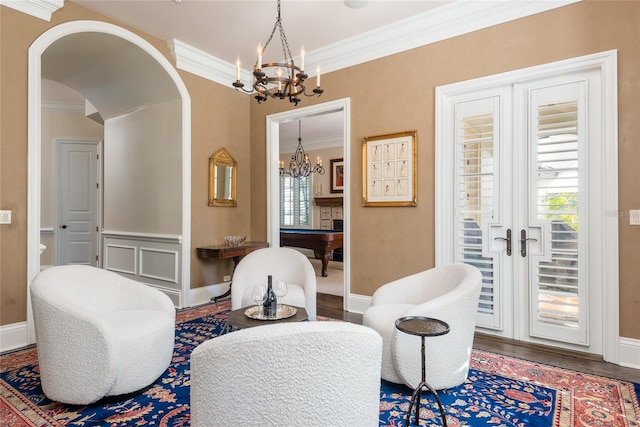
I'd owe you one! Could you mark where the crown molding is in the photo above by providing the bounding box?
[307,0,581,75]
[280,134,343,154]
[171,0,581,90]
[41,101,85,113]
[168,39,252,89]
[0,0,63,21]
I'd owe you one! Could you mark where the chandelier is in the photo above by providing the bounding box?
[232,0,324,106]
[279,120,325,179]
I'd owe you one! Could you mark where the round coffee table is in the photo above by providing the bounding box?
[395,316,450,426]
[222,305,308,334]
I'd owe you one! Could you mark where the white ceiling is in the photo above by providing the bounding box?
[279,110,344,152]
[49,0,453,145]
[40,0,578,147]
[73,0,451,70]
[42,31,180,119]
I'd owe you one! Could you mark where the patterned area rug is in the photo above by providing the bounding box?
[1,301,639,426]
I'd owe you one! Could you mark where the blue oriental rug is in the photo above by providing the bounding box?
[2,301,639,426]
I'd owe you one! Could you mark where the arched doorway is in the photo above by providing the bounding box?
[27,21,192,343]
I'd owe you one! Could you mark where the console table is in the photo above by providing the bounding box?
[196,242,269,301]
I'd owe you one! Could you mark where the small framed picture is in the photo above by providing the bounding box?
[330,158,344,193]
[362,131,417,207]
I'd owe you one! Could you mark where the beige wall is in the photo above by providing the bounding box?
[0,2,249,324]
[1,1,639,342]
[40,109,104,266]
[104,100,182,234]
[249,0,640,340]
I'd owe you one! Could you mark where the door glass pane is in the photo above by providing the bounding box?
[457,109,496,321]
[534,100,580,329]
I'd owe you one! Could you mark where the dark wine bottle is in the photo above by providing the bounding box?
[262,275,278,318]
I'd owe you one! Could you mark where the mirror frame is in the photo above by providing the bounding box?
[208,147,237,207]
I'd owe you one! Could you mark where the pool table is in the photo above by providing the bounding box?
[280,228,343,277]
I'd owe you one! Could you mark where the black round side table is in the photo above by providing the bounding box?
[395,316,450,427]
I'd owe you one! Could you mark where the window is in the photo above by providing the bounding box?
[280,175,311,227]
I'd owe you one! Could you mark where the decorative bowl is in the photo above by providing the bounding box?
[224,235,247,247]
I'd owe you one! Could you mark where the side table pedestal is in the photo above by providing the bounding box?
[395,316,450,426]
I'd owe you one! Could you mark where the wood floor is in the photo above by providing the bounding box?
[317,293,640,384]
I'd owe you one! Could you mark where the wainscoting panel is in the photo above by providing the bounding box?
[140,247,179,284]
[104,244,137,275]
[102,231,182,299]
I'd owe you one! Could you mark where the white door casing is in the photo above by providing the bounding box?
[266,98,351,311]
[435,50,619,362]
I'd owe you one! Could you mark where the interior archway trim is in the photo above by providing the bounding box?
[27,20,192,343]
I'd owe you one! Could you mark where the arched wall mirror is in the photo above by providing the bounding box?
[208,148,237,207]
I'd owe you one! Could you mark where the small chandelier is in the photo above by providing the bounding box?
[232,0,324,106]
[280,120,325,179]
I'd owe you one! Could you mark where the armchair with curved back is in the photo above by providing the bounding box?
[30,265,176,405]
[363,263,483,390]
[231,247,317,320]
[190,321,382,427]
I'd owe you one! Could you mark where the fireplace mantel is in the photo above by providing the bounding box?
[314,197,343,207]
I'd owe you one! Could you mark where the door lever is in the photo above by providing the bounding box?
[493,228,512,256]
[520,229,537,257]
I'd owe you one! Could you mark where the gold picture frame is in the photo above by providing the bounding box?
[208,148,237,207]
[362,130,417,207]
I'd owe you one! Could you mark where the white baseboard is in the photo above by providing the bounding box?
[346,293,372,314]
[187,282,231,307]
[619,337,640,369]
[0,322,29,353]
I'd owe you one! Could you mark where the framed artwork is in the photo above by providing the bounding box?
[362,130,417,207]
[330,158,344,193]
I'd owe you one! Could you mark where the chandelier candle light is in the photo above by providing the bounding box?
[280,120,325,179]
[232,0,324,106]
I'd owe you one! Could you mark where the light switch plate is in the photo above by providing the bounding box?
[630,210,640,225]
[0,210,11,224]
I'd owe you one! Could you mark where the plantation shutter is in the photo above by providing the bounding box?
[280,175,311,227]
[454,96,501,329]
[529,82,586,344]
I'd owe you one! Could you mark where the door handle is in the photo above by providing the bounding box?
[493,228,512,256]
[520,229,537,257]
[60,224,68,229]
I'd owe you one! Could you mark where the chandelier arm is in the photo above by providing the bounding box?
[235,0,323,105]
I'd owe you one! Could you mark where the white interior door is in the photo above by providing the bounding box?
[438,54,618,356]
[55,140,101,266]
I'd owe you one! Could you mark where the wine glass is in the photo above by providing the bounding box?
[251,285,266,317]
[274,280,288,314]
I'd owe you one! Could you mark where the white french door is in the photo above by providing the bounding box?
[436,52,618,357]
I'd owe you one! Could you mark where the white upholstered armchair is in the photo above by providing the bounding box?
[190,321,382,427]
[363,263,483,390]
[231,247,317,320]
[30,265,176,405]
